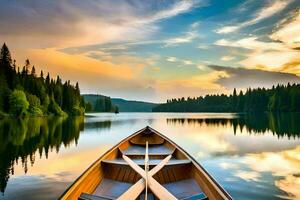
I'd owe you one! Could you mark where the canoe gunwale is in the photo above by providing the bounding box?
[147,126,233,200]
[59,126,149,200]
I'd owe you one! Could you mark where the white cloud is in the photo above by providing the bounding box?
[197,44,209,49]
[240,50,299,71]
[140,0,198,25]
[216,0,292,34]
[191,21,200,29]
[0,1,200,49]
[215,36,300,74]
[216,26,239,34]
[221,56,235,61]
[197,64,207,70]
[215,37,286,51]
[164,31,199,47]
[183,60,194,65]
[214,7,300,75]
[166,57,177,62]
[270,10,300,47]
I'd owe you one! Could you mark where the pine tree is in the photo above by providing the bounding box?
[40,70,44,80]
[0,43,12,66]
[25,59,30,75]
[31,66,36,77]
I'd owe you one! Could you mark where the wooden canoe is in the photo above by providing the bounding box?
[59,126,232,200]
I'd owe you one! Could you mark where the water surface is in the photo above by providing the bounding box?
[0,113,299,200]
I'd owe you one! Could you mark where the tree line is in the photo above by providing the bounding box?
[153,84,300,112]
[83,94,118,113]
[0,43,85,117]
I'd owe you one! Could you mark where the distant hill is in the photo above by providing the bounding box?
[111,98,158,112]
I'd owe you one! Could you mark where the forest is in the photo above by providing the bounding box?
[0,43,85,117]
[153,84,300,112]
[83,94,118,113]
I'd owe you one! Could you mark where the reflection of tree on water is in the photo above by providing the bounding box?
[167,113,300,139]
[84,120,112,131]
[0,117,84,193]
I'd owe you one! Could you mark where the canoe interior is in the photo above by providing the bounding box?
[60,126,232,200]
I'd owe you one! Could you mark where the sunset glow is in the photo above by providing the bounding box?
[1,0,300,102]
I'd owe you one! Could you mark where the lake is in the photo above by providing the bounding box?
[0,113,299,200]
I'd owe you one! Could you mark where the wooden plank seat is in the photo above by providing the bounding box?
[120,144,175,156]
[163,179,206,200]
[92,179,133,199]
[102,158,191,166]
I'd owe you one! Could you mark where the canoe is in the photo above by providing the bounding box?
[60,126,232,200]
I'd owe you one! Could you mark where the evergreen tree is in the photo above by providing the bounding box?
[0,43,12,67]
[31,66,36,77]
[40,70,44,80]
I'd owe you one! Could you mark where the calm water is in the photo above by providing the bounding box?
[0,113,299,200]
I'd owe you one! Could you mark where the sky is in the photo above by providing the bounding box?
[0,0,300,102]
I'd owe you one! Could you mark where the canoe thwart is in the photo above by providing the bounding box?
[120,144,175,156]
[102,158,191,166]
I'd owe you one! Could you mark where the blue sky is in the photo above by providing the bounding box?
[0,0,300,102]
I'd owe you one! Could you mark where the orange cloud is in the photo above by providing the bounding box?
[15,48,134,79]
[156,70,229,99]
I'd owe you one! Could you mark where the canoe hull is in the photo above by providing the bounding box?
[60,126,232,200]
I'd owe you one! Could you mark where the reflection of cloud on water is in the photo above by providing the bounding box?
[192,132,237,154]
[163,123,237,157]
[13,144,111,182]
[234,170,261,182]
[241,146,300,199]
[243,146,300,176]
[275,175,300,200]
[219,162,238,170]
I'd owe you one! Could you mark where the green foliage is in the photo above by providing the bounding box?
[41,94,50,113]
[110,98,157,112]
[69,106,85,116]
[0,111,8,119]
[0,43,85,116]
[153,84,300,113]
[0,73,10,113]
[85,102,93,112]
[48,97,66,116]
[83,94,116,112]
[26,93,43,116]
[9,90,29,116]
